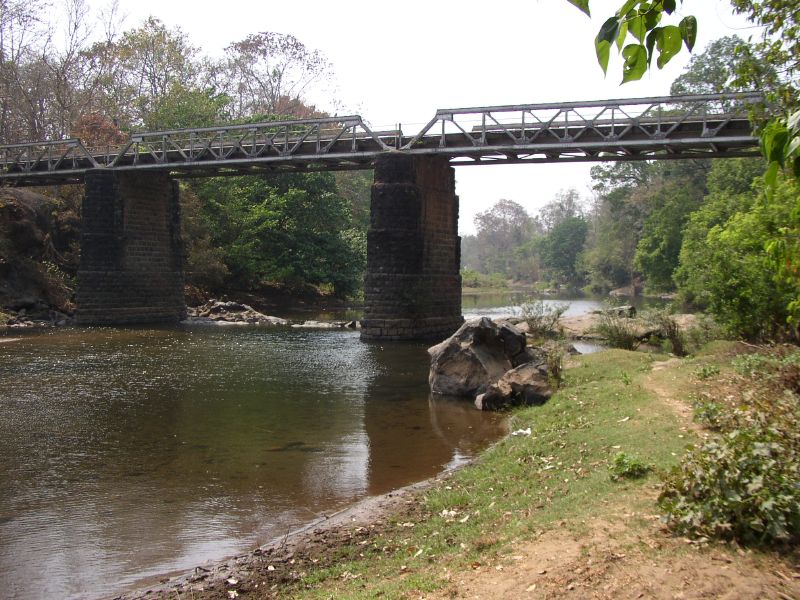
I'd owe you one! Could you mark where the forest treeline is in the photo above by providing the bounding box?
[0,0,371,298]
[462,34,799,341]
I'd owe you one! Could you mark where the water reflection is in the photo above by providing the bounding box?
[0,327,504,599]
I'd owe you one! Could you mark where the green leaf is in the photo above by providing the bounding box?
[662,0,677,14]
[793,156,800,179]
[622,43,648,83]
[656,25,682,69]
[629,15,646,42]
[616,20,629,51]
[595,17,620,75]
[787,110,800,134]
[566,0,591,16]
[768,130,789,165]
[786,134,800,158]
[645,28,659,66]
[596,39,611,75]
[764,161,779,187]
[643,8,662,30]
[597,16,621,44]
[617,0,639,17]
[679,16,697,51]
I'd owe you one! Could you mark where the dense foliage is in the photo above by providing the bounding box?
[0,1,369,298]
[660,347,800,545]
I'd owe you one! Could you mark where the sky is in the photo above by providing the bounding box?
[109,0,758,234]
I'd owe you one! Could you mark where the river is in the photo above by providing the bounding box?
[0,293,608,599]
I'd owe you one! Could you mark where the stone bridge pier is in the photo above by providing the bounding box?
[76,169,186,325]
[361,155,464,341]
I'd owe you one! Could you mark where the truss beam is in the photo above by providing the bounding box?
[0,92,765,185]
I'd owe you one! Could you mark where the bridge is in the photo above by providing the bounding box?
[0,92,765,339]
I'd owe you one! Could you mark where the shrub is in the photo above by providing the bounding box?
[593,311,642,350]
[519,299,567,339]
[692,398,724,430]
[685,315,727,352]
[544,343,564,388]
[646,309,687,356]
[660,347,800,546]
[693,364,720,380]
[609,452,652,481]
[659,426,800,545]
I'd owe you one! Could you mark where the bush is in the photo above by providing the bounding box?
[691,398,724,430]
[646,309,687,356]
[609,452,652,481]
[461,268,507,289]
[593,310,641,350]
[685,315,727,353]
[659,347,800,546]
[519,299,567,339]
[693,364,720,380]
[659,426,800,544]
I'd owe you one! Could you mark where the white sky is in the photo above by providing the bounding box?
[110,0,758,234]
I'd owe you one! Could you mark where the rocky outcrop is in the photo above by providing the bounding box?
[428,317,549,407]
[0,189,80,314]
[475,361,553,411]
[182,299,288,326]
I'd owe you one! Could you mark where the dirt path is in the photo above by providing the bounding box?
[428,511,800,599]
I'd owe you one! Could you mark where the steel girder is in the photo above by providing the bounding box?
[0,92,765,185]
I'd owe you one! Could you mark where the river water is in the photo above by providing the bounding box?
[0,294,607,599]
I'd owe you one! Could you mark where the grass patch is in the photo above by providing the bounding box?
[288,349,691,599]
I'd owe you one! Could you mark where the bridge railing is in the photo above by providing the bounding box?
[401,92,765,160]
[0,115,398,178]
[104,115,397,169]
[0,92,766,182]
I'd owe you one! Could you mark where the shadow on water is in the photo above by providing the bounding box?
[0,326,505,599]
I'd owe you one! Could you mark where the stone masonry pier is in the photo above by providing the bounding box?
[76,170,185,325]
[361,155,464,341]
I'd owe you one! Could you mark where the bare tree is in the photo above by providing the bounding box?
[220,32,331,119]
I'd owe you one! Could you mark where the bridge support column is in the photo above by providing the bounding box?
[76,170,185,325]
[361,155,463,341]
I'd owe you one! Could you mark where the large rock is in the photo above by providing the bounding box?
[428,317,538,397]
[184,299,288,326]
[474,361,553,411]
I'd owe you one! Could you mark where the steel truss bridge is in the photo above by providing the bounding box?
[0,92,765,185]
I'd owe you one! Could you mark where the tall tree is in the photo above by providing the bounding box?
[472,199,538,279]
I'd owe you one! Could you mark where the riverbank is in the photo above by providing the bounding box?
[120,342,800,599]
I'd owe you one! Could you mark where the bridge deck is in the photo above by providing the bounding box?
[0,92,764,185]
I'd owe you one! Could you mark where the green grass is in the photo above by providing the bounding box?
[285,349,694,599]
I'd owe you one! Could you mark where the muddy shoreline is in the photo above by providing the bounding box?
[113,462,472,599]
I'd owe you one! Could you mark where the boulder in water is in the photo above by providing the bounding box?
[474,361,553,411]
[427,317,537,397]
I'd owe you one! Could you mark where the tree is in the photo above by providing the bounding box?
[472,199,538,279]
[692,177,797,340]
[539,215,588,286]
[217,32,331,119]
[674,157,765,305]
[539,188,584,232]
[192,173,365,297]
